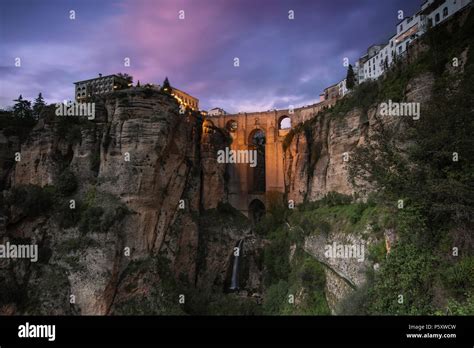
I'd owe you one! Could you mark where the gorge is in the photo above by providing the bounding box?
[0,7,473,316]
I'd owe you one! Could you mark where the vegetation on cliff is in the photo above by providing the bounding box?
[271,9,474,315]
[344,10,474,315]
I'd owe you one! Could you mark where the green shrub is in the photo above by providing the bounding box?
[56,200,83,228]
[368,240,387,263]
[262,280,289,315]
[263,228,291,285]
[100,205,130,232]
[446,293,474,315]
[56,169,78,196]
[79,206,104,234]
[442,257,474,298]
[299,258,325,291]
[321,192,353,207]
[7,185,55,217]
[368,243,436,315]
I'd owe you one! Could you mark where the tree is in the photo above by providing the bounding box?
[12,95,32,119]
[136,80,141,87]
[32,93,46,119]
[161,77,172,94]
[117,73,133,84]
[346,64,356,89]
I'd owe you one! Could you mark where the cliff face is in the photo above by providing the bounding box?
[284,108,368,204]
[0,89,263,315]
[282,71,437,312]
[284,72,435,205]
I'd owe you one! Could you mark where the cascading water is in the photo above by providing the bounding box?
[229,239,244,292]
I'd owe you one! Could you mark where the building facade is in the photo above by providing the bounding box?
[171,87,199,110]
[322,83,340,101]
[74,74,132,101]
[356,0,472,84]
[422,0,472,28]
[337,78,349,98]
[208,107,228,116]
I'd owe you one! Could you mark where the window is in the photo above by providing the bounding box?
[399,24,403,32]
[435,13,440,23]
[443,7,448,17]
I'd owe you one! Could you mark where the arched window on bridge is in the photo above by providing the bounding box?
[248,129,266,194]
[278,115,291,130]
[226,120,238,133]
[203,119,215,134]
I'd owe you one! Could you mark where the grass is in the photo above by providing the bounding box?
[288,203,386,237]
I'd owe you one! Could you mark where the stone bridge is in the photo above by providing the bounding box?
[205,99,335,222]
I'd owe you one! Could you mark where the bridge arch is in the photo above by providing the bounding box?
[278,115,291,130]
[248,199,265,225]
[247,129,266,194]
[202,119,215,134]
[226,119,238,133]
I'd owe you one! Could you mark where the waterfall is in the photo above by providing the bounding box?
[229,239,244,291]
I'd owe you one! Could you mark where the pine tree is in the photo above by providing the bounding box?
[346,64,356,90]
[117,73,133,84]
[161,77,172,94]
[13,95,33,119]
[32,93,46,119]
[136,80,141,87]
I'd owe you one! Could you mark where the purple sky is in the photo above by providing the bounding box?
[0,0,422,113]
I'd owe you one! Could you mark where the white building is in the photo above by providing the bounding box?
[394,13,425,58]
[359,44,385,83]
[74,74,132,101]
[337,78,349,97]
[355,0,472,84]
[208,107,228,116]
[422,0,472,28]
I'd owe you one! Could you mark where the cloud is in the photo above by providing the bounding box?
[0,0,423,111]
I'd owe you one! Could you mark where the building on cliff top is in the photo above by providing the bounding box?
[74,74,132,101]
[208,107,228,116]
[170,86,199,111]
[356,0,472,84]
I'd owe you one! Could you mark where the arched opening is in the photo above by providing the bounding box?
[202,119,215,134]
[226,120,238,133]
[247,129,266,193]
[249,199,265,225]
[278,115,291,130]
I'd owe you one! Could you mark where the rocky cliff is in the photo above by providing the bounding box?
[282,71,437,312]
[280,7,474,312]
[0,88,263,315]
[283,71,435,205]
